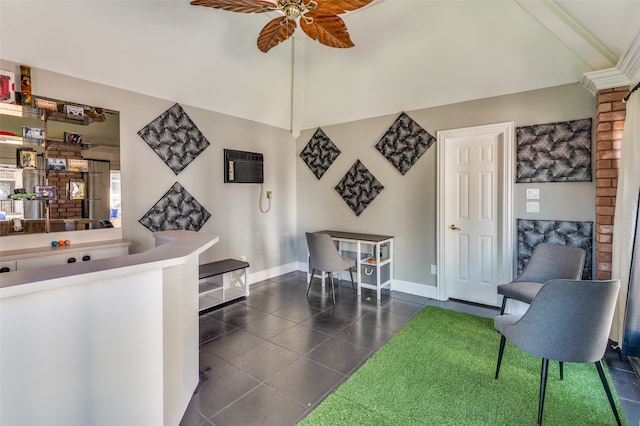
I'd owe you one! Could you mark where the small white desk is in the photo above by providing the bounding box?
[315,230,393,302]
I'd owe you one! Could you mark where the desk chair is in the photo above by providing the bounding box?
[497,243,586,314]
[306,232,356,304]
[494,279,622,425]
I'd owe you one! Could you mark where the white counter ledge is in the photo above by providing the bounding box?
[0,230,219,426]
[0,230,218,298]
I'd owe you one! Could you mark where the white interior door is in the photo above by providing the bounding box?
[437,123,514,306]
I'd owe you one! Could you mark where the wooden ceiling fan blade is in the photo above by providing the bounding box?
[189,0,275,13]
[257,16,297,52]
[300,15,354,48]
[311,0,373,15]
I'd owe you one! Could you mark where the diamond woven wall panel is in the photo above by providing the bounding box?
[299,128,341,180]
[335,160,384,216]
[137,103,210,175]
[139,182,211,232]
[375,112,435,175]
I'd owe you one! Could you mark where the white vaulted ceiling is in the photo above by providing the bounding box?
[0,0,639,134]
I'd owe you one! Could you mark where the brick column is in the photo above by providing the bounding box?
[595,87,628,279]
[46,145,83,220]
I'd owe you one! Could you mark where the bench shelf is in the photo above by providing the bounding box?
[198,258,249,312]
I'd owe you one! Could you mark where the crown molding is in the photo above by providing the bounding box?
[617,26,640,86]
[580,68,630,96]
[580,26,640,95]
[516,0,616,69]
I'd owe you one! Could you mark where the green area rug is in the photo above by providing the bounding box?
[299,306,626,425]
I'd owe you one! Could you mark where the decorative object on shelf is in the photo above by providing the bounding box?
[16,148,37,168]
[12,218,23,232]
[10,192,38,200]
[34,97,57,111]
[335,159,384,216]
[0,182,11,200]
[517,218,593,280]
[19,65,31,106]
[375,112,435,175]
[137,103,210,175]
[300,128,341,180]
[516,118,592,183]
[190,0,373,53]
[35,185,57,201]
[0,70,16,104]
[138,182,211,232]
[68,180,86,200]
[46,158,67,172]
[22,126,45,140]
[63,131,84,144]
[64,105,84,117]
[67,158,88,172]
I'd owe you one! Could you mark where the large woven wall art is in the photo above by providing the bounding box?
[300,128,341,180]
[516,118,592,183]
[375,112,436,175]
[335,160,384,216]
[138,103,210,175]
[139,182,211,232]
[517,218,593,279]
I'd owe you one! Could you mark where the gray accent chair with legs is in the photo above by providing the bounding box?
[306,232,356,304]
[494,279,622,426]
[497,243,586,314]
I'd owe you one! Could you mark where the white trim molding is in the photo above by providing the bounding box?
[581,68,631,95]
[581,26,640,94]
[436,122,514,305]
[618,26,640,86]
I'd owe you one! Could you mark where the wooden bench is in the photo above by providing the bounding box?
[198,259,249,313]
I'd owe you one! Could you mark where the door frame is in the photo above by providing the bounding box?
[436,122,515,302]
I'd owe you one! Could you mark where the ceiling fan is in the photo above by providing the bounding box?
[190,0,373,53]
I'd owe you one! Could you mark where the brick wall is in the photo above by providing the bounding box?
[595,86,628,279]
[46,145,83,220]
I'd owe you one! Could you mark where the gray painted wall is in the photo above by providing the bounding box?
[0,59,298,275]
[1,58,597,292]
[295,83,597,290]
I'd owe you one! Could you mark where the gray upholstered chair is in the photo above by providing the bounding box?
[494,279,622,426]
[497,243,586,314]
[306,232,356,304]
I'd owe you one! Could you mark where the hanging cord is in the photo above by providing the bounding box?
[258,183,271,214]
[623,81,640,103]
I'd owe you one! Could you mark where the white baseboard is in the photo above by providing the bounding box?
[391,279,440,299]
[504,299,528,314]
[248,262,299,285]
[289,263,441,300]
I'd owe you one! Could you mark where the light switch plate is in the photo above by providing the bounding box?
[526,188,540,199]
[526,201,540,213]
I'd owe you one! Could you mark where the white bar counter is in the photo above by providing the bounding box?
[0,230,219,426]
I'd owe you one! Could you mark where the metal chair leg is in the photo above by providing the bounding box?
[329,272,336,304]
[495,334,506,379]
[538,358,549,425]
[307,269,315,297]
[500,296,508,315]
[559,361,564,380]
[349,269,356,294]
[595,360,622,426]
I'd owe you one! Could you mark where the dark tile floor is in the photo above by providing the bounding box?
[181,271,640,426]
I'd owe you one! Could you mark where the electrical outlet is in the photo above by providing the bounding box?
[526,201,540,213]
[266,191,272,199]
